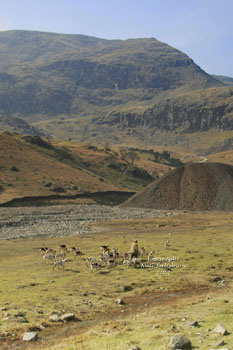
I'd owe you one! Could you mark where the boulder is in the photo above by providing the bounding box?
[151,324,160,329]
[49,314,60,322]
[23,332,38,341]
[60,313,75,321]
[49,312,76,322]
[217,341,227,346]
[214,324,229,335]
[120,285,132,292]
[17,316,29,323]
[168,334,192,349]
[211,276,222,282]
[116,298,125,305]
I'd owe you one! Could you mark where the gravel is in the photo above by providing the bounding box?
[121,162,233,211]
[0,205,167,241]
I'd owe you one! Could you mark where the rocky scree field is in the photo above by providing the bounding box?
[121,162,233,211]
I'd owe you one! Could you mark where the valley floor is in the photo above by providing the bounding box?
[0,204,166,241]
[0,206,233,350]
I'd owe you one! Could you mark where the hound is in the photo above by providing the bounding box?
[99,254,108,266]
[90,262,100,272]
[139,247,146,257]
[43,253,55,264]
[148,251,155,261]
[55,252,66,260]
[53,259,68,270]
[131,257,142,268]
[122,252,130,260]
[123,259,133,268]
[69,246,78,253]
[107,259,116,268]
[123,258,141,268]
[46,248,56,256]
[86,257,96,267]
[100,245,109,255]
[73,250,83,259]
[38,247,49,255]
[112,248,120,258]
[59,244,67,253]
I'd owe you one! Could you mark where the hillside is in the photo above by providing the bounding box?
[0,115,48,135]
[0,132,117,204]
[121,162,233,211]
[103,86,233,133]
[212,74,233,86]
[0,30,228,146]
[0,30,220,90]
[0,132,185,205]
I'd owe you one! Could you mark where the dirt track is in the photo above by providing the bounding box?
[0,204,167,241]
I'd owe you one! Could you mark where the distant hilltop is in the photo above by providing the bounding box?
[0,30,232,145]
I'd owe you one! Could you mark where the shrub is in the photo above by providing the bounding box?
[10,166,19,172]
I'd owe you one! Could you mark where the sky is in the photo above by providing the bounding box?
[0,0,233,77]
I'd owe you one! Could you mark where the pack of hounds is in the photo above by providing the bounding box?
[38,239,171,272]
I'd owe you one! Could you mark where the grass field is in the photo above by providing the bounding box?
[1,210,233,349]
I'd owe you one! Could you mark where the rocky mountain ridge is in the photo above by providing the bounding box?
[0,30,232,145]
[106,87,233,132]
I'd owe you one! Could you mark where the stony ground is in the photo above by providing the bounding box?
[122,162,233,210]
[0,204,167,241]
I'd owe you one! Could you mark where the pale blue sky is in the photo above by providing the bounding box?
[0,0,233,77]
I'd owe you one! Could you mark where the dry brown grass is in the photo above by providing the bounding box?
[0,133,128,204]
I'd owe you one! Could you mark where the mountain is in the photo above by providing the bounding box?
[0,30,232,148]
[212,75,233,86]
[0,30,220,89]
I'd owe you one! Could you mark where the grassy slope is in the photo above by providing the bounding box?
[1,211,233,349]
[0,30,113,66]
[1,132,173,204]
[2,129,233,205]
[0,132,120,204]
[208,149,233,166]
